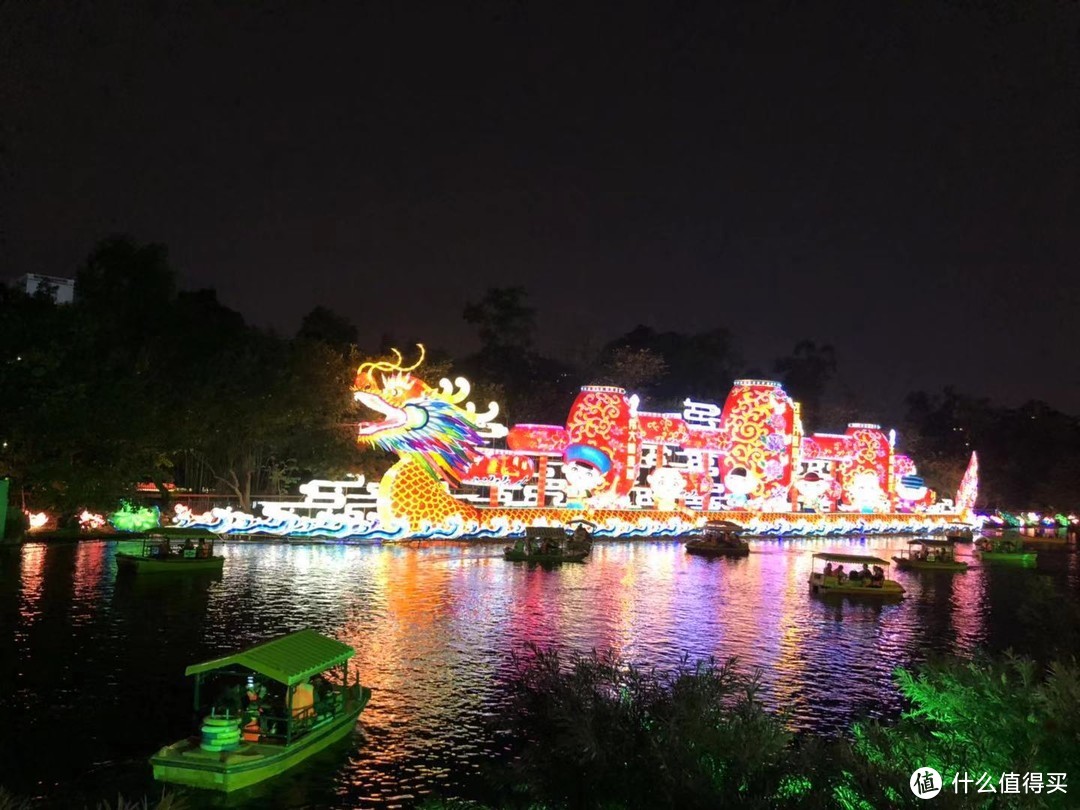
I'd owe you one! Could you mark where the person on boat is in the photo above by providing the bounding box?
[196,538,208,558]
[218,682,244,717]
[834,565,846,583]
[859,563,872,583]
[823,562,834,579]
[871,566,885,587]
[160,537,172,557]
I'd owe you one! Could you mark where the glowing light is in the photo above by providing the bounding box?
[195,347,974,540]
[79,510,107,531]
[26,511,49,531]
[108,502,160,532]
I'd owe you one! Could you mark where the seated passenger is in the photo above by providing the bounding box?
[834,565,846,583]
[823,562,834,579]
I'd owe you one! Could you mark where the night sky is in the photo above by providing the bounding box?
[3,2,1079,420]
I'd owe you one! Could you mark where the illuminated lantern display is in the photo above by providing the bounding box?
[837,424,891,512]
[716,380,796,506]
[954,452,979,518]
[108,501,161,533]
[170,347,974,540]
[564,386,634,501]
[460,452,535,487]
[507,424,568,454]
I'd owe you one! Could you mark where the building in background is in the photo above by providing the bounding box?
[10,273,76,304]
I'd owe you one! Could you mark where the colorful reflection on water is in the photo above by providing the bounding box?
[0,535,1076,808]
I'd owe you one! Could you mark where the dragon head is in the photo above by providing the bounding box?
[353,345,503,484]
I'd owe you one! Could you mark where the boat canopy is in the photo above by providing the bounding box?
[705,520,744,531]
[567,519,597,529]
[185,629,354,686]
[908,538,954,547]
[812,552,890,564]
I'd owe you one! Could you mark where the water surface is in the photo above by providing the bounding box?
[1,535,1075,807]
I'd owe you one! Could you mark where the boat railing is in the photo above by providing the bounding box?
[250,687,351,745]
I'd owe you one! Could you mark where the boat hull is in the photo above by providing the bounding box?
[685,542,749,558]
[808,575,904,599]
[151,687,371,792]
[892,558,969,572]
[503,550,588,563]
[116,553,225,573]
[978,551,1037,565]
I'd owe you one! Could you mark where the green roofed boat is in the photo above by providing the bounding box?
[116,535,225,574]
[976,536,1037,566]
[892,539,969,572]
[151,629,371,793]
[808,553,905,599]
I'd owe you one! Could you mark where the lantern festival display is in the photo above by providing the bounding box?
[173,347,977,540]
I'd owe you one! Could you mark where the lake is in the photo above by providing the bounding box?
[1,534,1076,808]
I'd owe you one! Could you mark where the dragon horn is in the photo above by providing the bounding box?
[356,343,426,378]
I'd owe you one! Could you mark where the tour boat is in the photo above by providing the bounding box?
[976,536,1037,566]
[115,535,225,573]
[685,520,750,558]
[892,539,969,572]
[808,553,905,598]
[504,528,589,563]
[564,519,596,554]
[151,629,371,793]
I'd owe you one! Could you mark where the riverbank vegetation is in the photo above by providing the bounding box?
[3,238,1079,528]
[462,646,1079,809]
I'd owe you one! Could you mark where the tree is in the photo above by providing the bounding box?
[460,287,576,424]
[599,325,740,409]
[773,341,837,422]
[462,286,535,353]
[590,346,668,392]
[297,305,359,353]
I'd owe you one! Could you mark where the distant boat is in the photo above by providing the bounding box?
[976,536,1037,566]
[115,535,224,573]
[684,520,750,558]
[893,539,969,572]
[943,523,974,542]
[505,526,589,563]
[151,629,371,792]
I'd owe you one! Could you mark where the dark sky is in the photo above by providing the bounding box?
[3,1,1079,421]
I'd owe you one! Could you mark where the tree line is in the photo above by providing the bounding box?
[2,237,1077,526]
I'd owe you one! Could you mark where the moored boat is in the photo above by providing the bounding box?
[892,539,969,572]
[685,520,750,558]
[151,629,371,793]
[116,534,225,573]
[976,536,1037,566]
[808,553,905,598]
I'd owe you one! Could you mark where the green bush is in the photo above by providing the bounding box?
[497,646,794,809]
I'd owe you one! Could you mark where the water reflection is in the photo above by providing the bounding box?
[0,534,1074,808]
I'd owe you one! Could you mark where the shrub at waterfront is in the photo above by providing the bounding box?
[476,646,1079,809]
